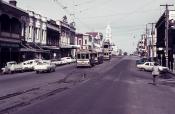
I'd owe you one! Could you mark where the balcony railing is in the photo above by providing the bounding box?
[1,32,11,37]
[1,32,20,39]
[11,33,20,38]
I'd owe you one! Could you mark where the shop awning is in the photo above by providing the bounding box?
[60,45,80,49]
[41,46,60,50]
[20,43,50,53]
[0,42,20,48]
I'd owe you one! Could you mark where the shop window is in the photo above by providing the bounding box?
[11,17,21,34]
[79,39,82,45]
[85,39,87,44]
[1,14,10,32]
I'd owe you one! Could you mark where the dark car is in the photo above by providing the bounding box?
[136,58,149,65]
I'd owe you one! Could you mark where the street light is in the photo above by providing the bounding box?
[169,19,175,70]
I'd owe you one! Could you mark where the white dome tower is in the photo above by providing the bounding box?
[105,24,112,43]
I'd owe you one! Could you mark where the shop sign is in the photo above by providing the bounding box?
[169,11,175,20]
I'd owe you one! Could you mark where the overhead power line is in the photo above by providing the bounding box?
[80,8,160,20]
[53,0,93,31]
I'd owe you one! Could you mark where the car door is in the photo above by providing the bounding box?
[146,62,152,71]
[148,62,154,71]
[144,62,150,70]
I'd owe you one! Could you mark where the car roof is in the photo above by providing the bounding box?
[144,62,153,64]
[62,57,71,59]
[8,61,16,63]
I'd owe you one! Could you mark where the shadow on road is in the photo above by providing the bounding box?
[157,73,175,87]
[159,82,175,87]
[159,73,172,79]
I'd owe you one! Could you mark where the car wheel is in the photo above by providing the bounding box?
[8,70,11,74]
[48,69,51,73]
[1,71,5,75]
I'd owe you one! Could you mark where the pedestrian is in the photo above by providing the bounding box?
[152,62,160,85]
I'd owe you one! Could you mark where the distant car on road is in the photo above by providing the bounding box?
[34,60,56,74]
[136,62,169,73]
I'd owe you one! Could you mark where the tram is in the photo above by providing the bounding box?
[91,51,104,64]
[103,41,112,60]
[76,50,95,67]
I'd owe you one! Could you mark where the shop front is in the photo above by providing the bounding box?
[41,46,60,59]
[0,41,20,68]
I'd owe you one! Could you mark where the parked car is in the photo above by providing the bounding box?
[34,60,56,73]
[1,61,23,74]
[61,57,75,64]
[50,59,62,66]
[136,62,169,73]
[136,59,145,65]
[22,59,41,71]
[136,58,149,65]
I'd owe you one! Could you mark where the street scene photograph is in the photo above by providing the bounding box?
[1,0,175,114]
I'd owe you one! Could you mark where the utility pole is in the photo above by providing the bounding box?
[145,24,149,59]
[160,4,174,67]
[148,23,156,61]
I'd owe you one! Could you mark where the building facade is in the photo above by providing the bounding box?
[146,28,157,61]
[0,0,78,69]
[58,16,77,58]
[86,32,103,51]
[82,34,92,50]
[0,0,28,68]
[75,33,83,49]
[156,10,175,70]
[43,19,60,59]
[22,10,49,60]
[137,34,147,57]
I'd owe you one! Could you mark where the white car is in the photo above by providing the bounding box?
[34,61,56,73]
[71,58,76,63]
[137,62,169,72]
[22,59,41,71]
[1,61,23,74]
[61,57,74,64]
[51,59,62,66]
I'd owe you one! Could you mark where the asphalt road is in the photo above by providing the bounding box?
[2,56,175,114]
[0,63,76,97]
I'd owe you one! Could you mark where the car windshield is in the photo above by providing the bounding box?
[37,62,46,65]
[9,63,15,65]
[8,62,16,65]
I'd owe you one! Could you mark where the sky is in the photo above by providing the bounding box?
[4,0,175,53]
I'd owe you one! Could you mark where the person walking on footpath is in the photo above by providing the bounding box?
[152,62,160,85]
